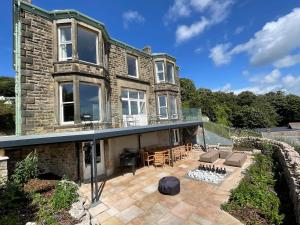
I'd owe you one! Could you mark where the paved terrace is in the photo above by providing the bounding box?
[79,151,253,225]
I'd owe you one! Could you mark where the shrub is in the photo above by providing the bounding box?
[11,152,38,186]
[51,179,78,210]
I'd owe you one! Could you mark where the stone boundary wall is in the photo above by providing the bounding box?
[0,157,9,184]
[232,136,300,224]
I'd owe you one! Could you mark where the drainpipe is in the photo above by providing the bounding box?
[13,0,22,135]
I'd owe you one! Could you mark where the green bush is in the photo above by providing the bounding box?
[11,152,38,186]
[51,179,78,210]
[222,154,284,225]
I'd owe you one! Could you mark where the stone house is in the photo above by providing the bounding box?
[0,0,202,184]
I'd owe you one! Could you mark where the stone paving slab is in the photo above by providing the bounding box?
[80,151,252,225]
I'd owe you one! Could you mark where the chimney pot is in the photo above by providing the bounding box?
[142,46,152,54]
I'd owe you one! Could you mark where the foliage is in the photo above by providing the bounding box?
[51,179,78,210]
[0,101,15,135]
[222,154,284,225]
[0,77,15,97]
[180,78,300,129]
[11,152,38,186]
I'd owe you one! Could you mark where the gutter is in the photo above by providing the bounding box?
[13,0,22,135]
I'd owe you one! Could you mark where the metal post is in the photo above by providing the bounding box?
[89,143,94,202]
[201,124,207,151]
[76,142,81,185]
[168,128,174,167]
[91,138,99,202]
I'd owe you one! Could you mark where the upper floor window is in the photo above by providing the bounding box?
[166,62,175,84]
[158,95,168,119]
[170,96,178,119]
[60,83,74,123]
[127,54,138,77]
[155,61,165,82]
[79,83,100,121]
[121,89,145,115]
[78,26,98,64]
[58,26,72,61]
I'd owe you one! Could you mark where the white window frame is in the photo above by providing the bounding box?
[170,96,178,119]
[173,129,180,145]
[127,54,139,78]
[166,62,175,84]
[121,89,146,115]
[77,26,99,65]
[60,83,74,125]
[158,95,168,119]
[58,25,72,61]
[155,61,165,83]
[79,83,101,123]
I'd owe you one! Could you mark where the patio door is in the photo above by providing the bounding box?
[83,140,105,181]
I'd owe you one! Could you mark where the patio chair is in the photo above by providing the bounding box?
[141,149,154,167]
[163,149,171,165]
[154,152,165,167]
[186,143,193,156]
[172,147,181,162]
[179,145,188,159]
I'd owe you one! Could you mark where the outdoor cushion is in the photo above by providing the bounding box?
[219,150,232,159]
[224,152,247,167]
[158,176,180,195]
[199,150,219,163]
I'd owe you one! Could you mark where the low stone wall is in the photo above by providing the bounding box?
[0,157,8,184]
[232,136,300,224]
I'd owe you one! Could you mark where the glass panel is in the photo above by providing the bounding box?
[122,100,129,115]
[166,63,174,83]
[139,91,144,100]
[140,102,146,114]
[130,101,138,115]
[159,96,166,107]
[78,26,97,64]
[129,91,138,99]
[66,43,72,59]
[127,55,137,77]
[79,84,99,121]
[158,72,164,81]
[62,84,73,102]
[160,107,167,118]
[121,90,128,98]
[63,103,74,122]
[170,96,177,114]
[156,61,163,71]
[96,143,101,163]
[60,26,71,42]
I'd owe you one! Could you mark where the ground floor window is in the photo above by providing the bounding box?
[60,83,74,123]
[121,89,146,115]
[79,83,100,121]
[170,96,178,119]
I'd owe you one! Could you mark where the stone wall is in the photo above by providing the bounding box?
[6,143,78,180]
[233,136,300,224]
[0,157,8,184]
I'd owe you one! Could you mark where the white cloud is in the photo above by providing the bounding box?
[220,83,232,92]
[234,26,244,35]
[231,69,300,95]
[274,53,300,68]
[209,8,300,67]
[122,10,145,29]
[176,18,209,43]
[194,47,203,53]
[209,43,231,65]
[166,0,233,43]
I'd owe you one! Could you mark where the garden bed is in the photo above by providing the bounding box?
[222,153,296,225]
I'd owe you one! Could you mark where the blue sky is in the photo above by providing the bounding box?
[1,0,300,95]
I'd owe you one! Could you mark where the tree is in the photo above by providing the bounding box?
[214,105,232,126]
[180,78,197,107]
[0,77,15,97]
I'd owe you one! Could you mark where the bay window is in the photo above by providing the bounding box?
[155,61,165,82]
[77,26,98,64]
[170,96,178,119]
[60,83,74,123]
[121,89,146,115]
[127,54,138,77]
[58,26,72,61]
[158,95,168,119]
[79,83,100,121]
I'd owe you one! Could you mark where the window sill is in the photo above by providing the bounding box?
[54,60,102,68]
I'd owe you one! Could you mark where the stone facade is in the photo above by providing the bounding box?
[0,157,8,184]
[233,136,300,225]
[16,2,182,135]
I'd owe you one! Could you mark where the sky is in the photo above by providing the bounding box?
[1,0,300,95]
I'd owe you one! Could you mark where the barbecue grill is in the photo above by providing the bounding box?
[119,150,139,175]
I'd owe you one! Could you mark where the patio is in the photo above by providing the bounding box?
[79,150,253,225]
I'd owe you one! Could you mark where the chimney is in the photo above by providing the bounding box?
[142,46,152,54]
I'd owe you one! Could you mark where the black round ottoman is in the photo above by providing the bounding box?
[158,176,180,195]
